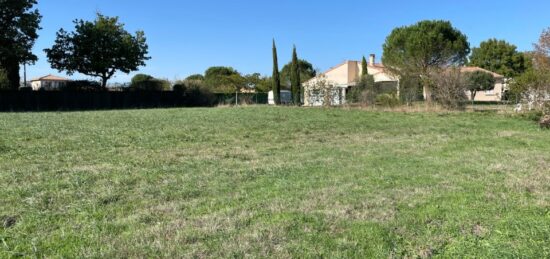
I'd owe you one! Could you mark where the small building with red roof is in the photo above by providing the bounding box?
[30,75,71,90]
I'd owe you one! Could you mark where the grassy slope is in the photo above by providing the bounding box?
[0,107,548,258]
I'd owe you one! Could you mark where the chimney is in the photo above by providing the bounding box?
[369,54,375,66]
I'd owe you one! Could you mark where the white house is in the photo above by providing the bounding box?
[30,75,70,90]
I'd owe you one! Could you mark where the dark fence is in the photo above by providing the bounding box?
[214,93,268,105]
[0,91,268,112]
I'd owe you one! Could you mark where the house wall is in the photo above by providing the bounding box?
[466,79,506,102]
[303,61,400,106]
[31,81,42,90]
[30,80,67,90]
[324,62,351,85]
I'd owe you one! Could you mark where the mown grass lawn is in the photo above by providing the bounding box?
[0,107,549,258]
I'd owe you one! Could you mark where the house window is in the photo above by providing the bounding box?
[485,89,494,95]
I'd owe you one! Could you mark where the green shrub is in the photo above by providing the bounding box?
[172,80,215,107]
[184,85,215,107]
[375,93,400,107]
[172,83,186,93]
[0,69,9,90]
[347,75,375,104]
[130,79,171,91]
[130,74,171,91]
[520,110,543,122]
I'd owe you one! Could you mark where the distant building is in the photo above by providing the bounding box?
[30,75,70,90]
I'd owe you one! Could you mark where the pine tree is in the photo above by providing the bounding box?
[290,45,301,105]
[272,39,281,105]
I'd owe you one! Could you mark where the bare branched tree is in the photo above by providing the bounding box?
[429,68,468,110]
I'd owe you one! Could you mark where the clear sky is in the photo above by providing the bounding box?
[26,0,550,83]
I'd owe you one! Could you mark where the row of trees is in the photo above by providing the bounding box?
[163,58,315,94]
[374,20,541,109]
[1,1,313,94]
[271,41,311,105]
[1,0,150,90]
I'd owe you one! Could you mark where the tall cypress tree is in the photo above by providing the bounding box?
[361,56,369,77]
[290,45,301,105]
[272,39,281,105]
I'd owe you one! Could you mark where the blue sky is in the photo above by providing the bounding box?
[27,0,550,83]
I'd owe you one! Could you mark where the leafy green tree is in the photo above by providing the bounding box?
[203,66,244,93]
[129,74,170,91]
[131,73,154,84]
[382,20,470,102]
[510,68,550,104]
[272,39,281,104]
[45,13,150,89]
[290,46,301,105]
[185,74,204,81]
[244,73,271,93]
[204,66,238,79]
[469,39,528,78]
[465,71,496,100]
[280,59,316,87]
[0,0,41,89]
[0,69,10,90]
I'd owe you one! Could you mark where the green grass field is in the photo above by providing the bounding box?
[1,107,549,258]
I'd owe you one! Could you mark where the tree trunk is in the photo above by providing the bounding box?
[101,77,108,90]
[423,83,432,103]
[4,59,20,90]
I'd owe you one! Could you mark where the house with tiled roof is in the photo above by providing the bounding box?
[459,67,507,102]
[303,55,507,106]
[303,55,398,106]
[30,75,71,90]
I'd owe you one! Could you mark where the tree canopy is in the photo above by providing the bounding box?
[0,0,41,89]
[185,74,205,81]
[203,66,245,93]
[243,73,271,93]
[45,13,150,88]
[129,73,170,91]
[280,59,316,87]
[382,20,470,102]
[465,71,496,100]
[204,66,239,80]
[469,39,528,77]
